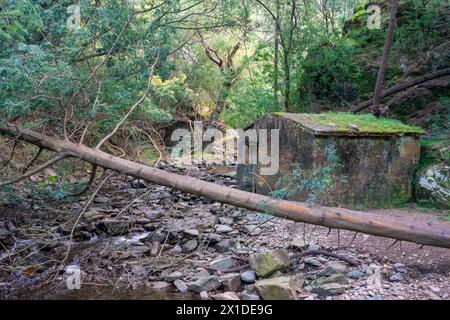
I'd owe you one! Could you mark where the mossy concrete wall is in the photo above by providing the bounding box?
[237,115,421,209]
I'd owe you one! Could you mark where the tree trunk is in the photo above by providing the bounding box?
[372,0,398,116]
[273,0,280,108]
[283,51,291,111]
[1,123,449,248]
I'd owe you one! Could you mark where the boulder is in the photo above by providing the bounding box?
[255,276,302,300]
[249,249,290,277]
[416,164,449,209]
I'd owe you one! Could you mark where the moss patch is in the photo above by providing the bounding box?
[272,112,425,134]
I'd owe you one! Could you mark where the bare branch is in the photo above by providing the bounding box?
[95,54,159,150]
[0,153,68,188]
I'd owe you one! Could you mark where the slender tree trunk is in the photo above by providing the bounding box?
[273,0,280,108]
[211,81,232,123]
[283,51,291,111]
[2,123,450,248]
[372,0,398,116]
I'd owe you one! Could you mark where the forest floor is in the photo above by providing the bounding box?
[0,163,449,300]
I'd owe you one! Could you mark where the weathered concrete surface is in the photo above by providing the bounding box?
[237,114,421,209]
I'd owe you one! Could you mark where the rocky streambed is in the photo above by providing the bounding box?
[0,163,449,300]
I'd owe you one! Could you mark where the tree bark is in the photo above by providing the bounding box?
[351,68,450,113]
[372,0,398,116]
[1,123,449,248]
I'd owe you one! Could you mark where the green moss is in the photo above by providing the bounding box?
[272,112,425,134]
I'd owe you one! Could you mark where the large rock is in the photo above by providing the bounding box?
[255,276,302,300]
[210,256,240,272]
[221,273,241,292]
[317,261,347,277]
[311,273,348,287]
[416,164,449,209]
[188,276,221,293]
[312,283,349,296]
[249,249,291,277]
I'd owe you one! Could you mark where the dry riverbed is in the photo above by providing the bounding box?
[0,163,449,300]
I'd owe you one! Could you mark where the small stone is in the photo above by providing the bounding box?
[239,290,260,300]
[393,263,407,273]
[210,203,222,214]
[328,123,337,128]
[183,239,198,253]
[303,257,322,267]
[0,228,13,243]
[204,233,223,245]
[389,273,403,282]
[242,225,262,235]
[195,268,211,279]
[183,229,200,239]
[221,273,241,292]
[240,270,256,283]
[215,225,233,234]
[347,270,364,280]
[83,210,102,219]
[312,283,349,296]
[173,279,188,293]
[130,246,150,255]
[218,217,233,225]
[289,238,309,251]
[249,249,291,277]
[215,239,236,253]
[211,292,240,300]
[147,281,172,292]
[348,124,359,131]
[188,276,221,293]
[210,256,240,272]
[309,243,321,251]
[200,291,209,300]
[429,285,440,293]
[150,241,161,256]
[165,271,183,282]
[255,276,301,300]
[98,219,131,236]
[318,261,346,277]
[170,244,183,254]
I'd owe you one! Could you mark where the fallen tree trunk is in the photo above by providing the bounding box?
[1,123,449,248]
[351,68,450,113]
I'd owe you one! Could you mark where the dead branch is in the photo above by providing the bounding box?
[0,153,69,188]
[95,55,159,150]
[351,68,450,113]
[22,147,44,173]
